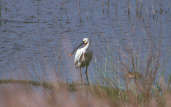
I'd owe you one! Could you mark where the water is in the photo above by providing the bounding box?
[0,0,171,83]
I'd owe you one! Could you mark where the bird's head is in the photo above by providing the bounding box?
[68,38,89,56]
[82,38,89,45]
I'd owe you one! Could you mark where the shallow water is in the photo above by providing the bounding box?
[0,0,170,83]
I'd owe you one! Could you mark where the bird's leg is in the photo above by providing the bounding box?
[85,66,89,85]
[80,67,83,84]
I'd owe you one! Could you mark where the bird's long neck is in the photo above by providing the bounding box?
[83,42,90,51]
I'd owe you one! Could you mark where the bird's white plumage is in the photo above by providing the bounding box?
[72,37,92,84]
[74,38,91,68]
[74,48,84,67]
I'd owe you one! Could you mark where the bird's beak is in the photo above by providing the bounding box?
[69,41,84,56]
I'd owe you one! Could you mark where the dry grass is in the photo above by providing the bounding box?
[0,80,116,107]
[0,76,170,107]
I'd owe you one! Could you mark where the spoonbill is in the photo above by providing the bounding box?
[69,38,92,84]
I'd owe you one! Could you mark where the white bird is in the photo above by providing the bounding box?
[69,38,92,84]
